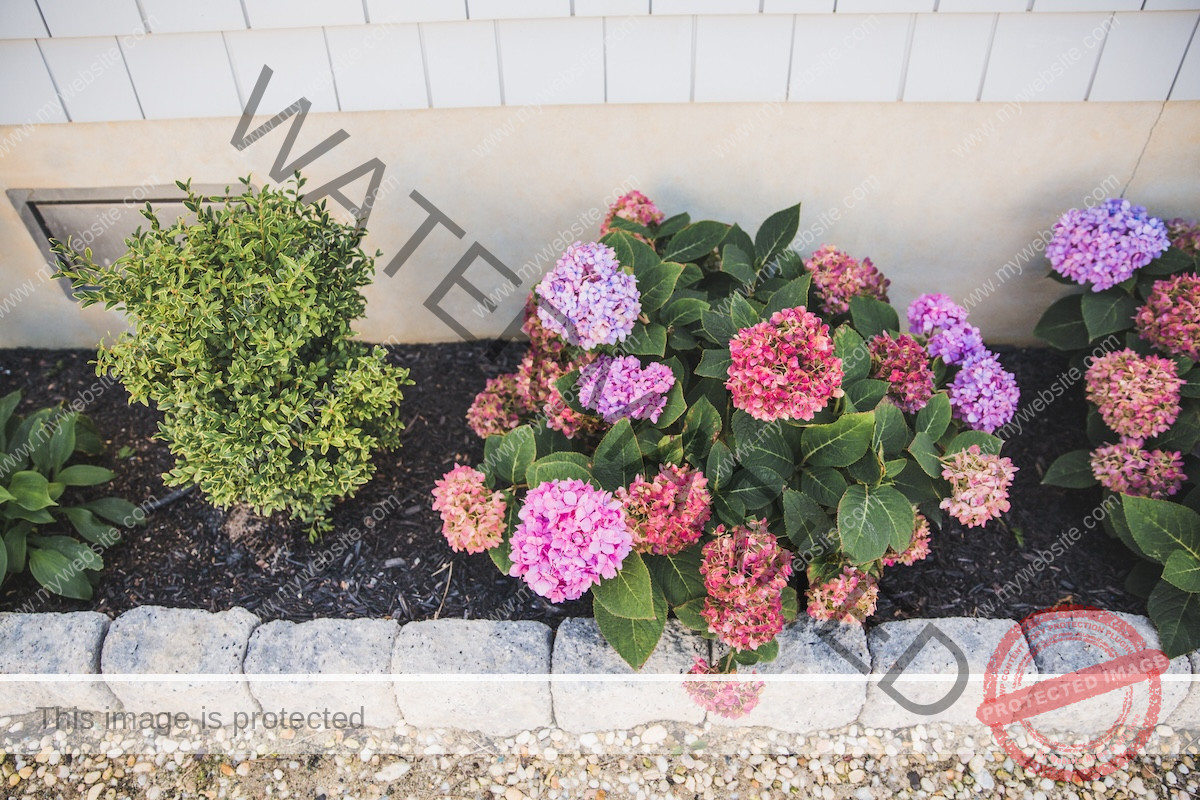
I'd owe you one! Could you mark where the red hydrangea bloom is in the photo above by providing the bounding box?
[700,520,793,651]
[868,333,935,412]
[683,658,764,720]
[1090,441,1186,499]
[939,445,1017,528]
[432,465,507,554]
[806,566,879,625]
[601,190,665,242]
[616,464,712,556]
[804,244,890,315]
[726,306,844,422]
[883,512,932,567]
[466,374,524,439]
[1135,274,1200,361]
[1167,218,1200,257]
[1085,349,1183,442]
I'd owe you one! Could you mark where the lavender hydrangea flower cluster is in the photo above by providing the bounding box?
[1046,199,1170,291]
[578,355,676,423]
[535,241,641,350]
[906,293,984,366]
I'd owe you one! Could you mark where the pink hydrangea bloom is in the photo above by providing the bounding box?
[466,373,524,439]
[1135,274,1200,361]
[521,294,566,356]
[1090,441,1186,499]
[700,520,793,651]
[1046,199,1170,291]
[509,479,632,602]
[948,352,1020,434]
[535,242,641,350]
[578,355,675,424]
[1085,349,1183,442]
[683,658,764,720]
[726,306,845,422]
[601,190,665,242]
[804,244,890,315]
[431,465,507,554]
[869,333,935,412]
[939,445,1017,528]
[806,566,879,625]
[883,512,932,567]
[616,464,712,556]
[1167,218,1200,257]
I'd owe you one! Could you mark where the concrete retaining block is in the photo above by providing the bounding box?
[244,618,402,730]
[100,606,260,724]
[859,617,1033,730]
[551,618,707,733]
[392,619,552,735]
[709,618,869,733]
[0,611,120,716]
[1167,652,1200,731]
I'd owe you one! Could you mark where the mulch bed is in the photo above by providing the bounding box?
[0,343,1143,627]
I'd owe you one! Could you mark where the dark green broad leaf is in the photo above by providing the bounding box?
[525,453,593,488]
[1109,494,1152,560]
[488,499,517,575]
[726,468,780,510]
[673,596,712,636]
[873,401,909,458]
[3,520,30,573]
[1152,400,1200,453]
[677,262,704,289]
[636,261,685,313]
[28,534,102,571]
[722,223,755,261]
[781,585,799,623]
[1163,550,1200,593]
[1142,246,1196,276]
[624,323,667,357]
[47,412,77,476]
[7,471,56,511]
[645,548,707,606]
[945,431,1004,456]
[1148,580,1200,658]
[700,310,737,345]
[592,419,643,492]
[62,507,118,545]
[755,203,801,267]
[658,433,684,465]
[846,451,885,486]
[915,392,951,440]
[55,465,116,487]
[706,440,736,490]
[837,484,915,565]
[661,296,710,328]
[1034,294,1089,350]
[907,431,943,478]
[802,412,875,467]
[696,348,733,379]
[728,294,760,331]
[733,639,780,665]
[0,529,6,578]
[713,492,746,527]
[608,215,654,240]
[1125,559,1163,598]
[592,551,656,620]
[600,230,657,274]
[662,221,728,263]
[26,412,55,475]
[1123,495,1200,565]
[802,466,849,507]
[893,459,943,504]
[594,583,667,670]
[762,274,812,318]
[1087,405,1119,446]
[834,325,870,383]
[732,410,792,488]
[484,425,537,486]
[655,362,688,430]
[849,297,899,340]
[28,548,92,600]
[783,488,831,551]
[83,497,145,526]
[655,212,690,241]
[0,390,20,451]
[683,397,722,467]
[845,380,888,411]
[1042,450,1098,488]
[1081,290,1138,340]
[720,244,756,284]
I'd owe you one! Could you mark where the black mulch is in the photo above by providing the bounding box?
[0,343,1144,627]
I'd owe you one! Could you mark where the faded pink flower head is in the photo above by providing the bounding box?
[601,190,665,242]
[683,657,765,720]
[804,244,890,315]
[1085,349,1183,443]
[521,293,566,356]
[515,350,602,440]
[1166,218,1200,257]
[432,465,507,554]
[726,306,845,422]
[466,373,525,439]
[700,520,793,651]
[1135,273,1200,361]
[883,511,932,567]
[939,445,1017,528]
[1090,441,1186,500]
[616,463,712,556]
[869,333,935,413]
[806,566,879,626]
[509,479,632,603]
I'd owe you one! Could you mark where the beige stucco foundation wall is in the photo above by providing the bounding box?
[0,100,1197,348]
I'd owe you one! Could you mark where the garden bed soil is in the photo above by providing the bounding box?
[0,343,1144,626]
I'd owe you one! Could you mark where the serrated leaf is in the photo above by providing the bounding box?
[592,419,643,492]
[755,203,801,267]
[838,484,914,565]
[624,323,667,357]
[525,453,593,488]
[1124,495,1200,564]
[873,401,909,458]
[673,596,711,635]
[489,500,518,575]
[1042,450,1098,488]
[1148,580,1200,658]
[646,548,706,606]
[849,297,899,340]
[834,325,870,383]
[720,244,756,284]
[915,392,951,440]
[484,426,537,487]
[683,397,722,468]
[1163,550,1200,593]
[946,431,1004,456]
[662,221,728,263]
[696,348,732,379]
[706,440,735,490]
[762,274,812,318]
[728,294,759,331]
[1081,289,1138,340]
[700,311,737,345]
[661,296,710,328]
[594,587,668,671]
[907,431,943,478]
[592,551,656,620]
[635,260,685,313]
[845,380,888,411]
[801,466,849,507]
[731,410,792,488]
[783,488,831,551]
[1034,294,1089,350]
[802,412,875,468]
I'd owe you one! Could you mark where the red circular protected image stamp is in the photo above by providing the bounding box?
[976,606,1171,782]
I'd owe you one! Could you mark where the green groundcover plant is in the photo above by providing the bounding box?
[434,191,1022,671]
[0,391,145,599]
[54,177,412,538]
[1036,201,1200,656]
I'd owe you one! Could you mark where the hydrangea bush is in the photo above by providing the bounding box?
[439,193,1020,670]
[1036,204,1200,657]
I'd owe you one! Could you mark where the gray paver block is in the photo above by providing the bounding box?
[244,618,402,729]
[0,612,120,715]
[860,617,1033,730]
[100,606,260,723]
[392,619,552,735]
[551,618,707,733]
[709,618,869,733]
[1166,652,1200,731]
[1022,611,1189,734]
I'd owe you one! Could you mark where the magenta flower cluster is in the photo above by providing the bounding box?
[1167,218,1200,257]
[806,566,879,626]
[601,190,665,242]
[578,355,675,424]
[700,520,793,651]
[948,353,1020,434]
[726,306,845,422]
[431,465,507,554]
[1135,274,1200,361]
[804,244,890,315]
[1090,441,1186,500]
[615,464,712,556]
[509,479,632,602]
[868,333,935,412]
[535,241,641,350]
[939,445,1017,528]
[906,293,984,366]
[1046,199,1170,291]
[683,658,764,720]
[1085,349,1182,442]
[883,512,932,567]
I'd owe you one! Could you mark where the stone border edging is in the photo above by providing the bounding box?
[1,608,1198,735]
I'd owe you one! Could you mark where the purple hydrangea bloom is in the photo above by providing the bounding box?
[948,352,1020,434]
[535,241,641,350]
[1046,199,1170,291]
[907,293,968,336]
[578,355,676,423]
[927,322,985,366]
